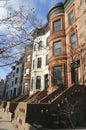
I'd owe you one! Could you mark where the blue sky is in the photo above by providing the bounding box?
[0,0,62,79]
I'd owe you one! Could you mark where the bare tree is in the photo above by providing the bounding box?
[0,4,43,67]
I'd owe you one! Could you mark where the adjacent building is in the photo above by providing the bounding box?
[0,79,4,99]
[22,44,33,95]
[5,60,22,99]
[30,25,50,94]
[75,0,86,85]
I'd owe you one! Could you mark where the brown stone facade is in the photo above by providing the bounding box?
[22,44,33,95]
[48,3,67,91]
[47,0,86,91]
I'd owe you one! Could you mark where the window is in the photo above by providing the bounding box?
[46,37,49,46]
[37,57,42,68]
[33,59,35,69]
[13,88,16,97]
[24,68,29,75]
[70,33,77,49]
[36,76,41,89]
[53,19,61,31]
[45,54,48,66]
[27,55,30,61]
[53,66,62,86]
[53,41,62,56]
[16,68,19,73]
[7,85,9,89]
[12,66,15,70]
[31,77,33,90]
[38,41,42,50]
[71,60,80,84]
[44,74,48,89]
[34,44,36,51]
[12,81,14,87]
[68,10,74,25]
[15,77,18,84]
[13,72,15,77]
[23,83,28,94]
[24,83,28,93]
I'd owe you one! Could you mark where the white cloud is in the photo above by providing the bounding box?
[0,7,7,19]
[0,1,7,7]
[0,1,8,20]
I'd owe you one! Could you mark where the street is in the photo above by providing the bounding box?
[0,105,15,130]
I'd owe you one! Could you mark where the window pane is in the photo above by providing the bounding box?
[31,77,33,90]
[34,44,36,51]
[53,19,61,31]
[38,41,42,50]
[24,68,29,75]
[12,81,14,87]
[53,41,62,56]
[16,68,19,73]
[13,72,15,77]
[45,54,48,66]
[27,55,30,61]
[33,59,35,69]
[70,33,77,49]
[36,76,41,89]
[37,58,42,68]
[15,78,18,84]
[46,37,49,46]
[68,10,74,25]
[24,83,28,93]
[53,66,62,86]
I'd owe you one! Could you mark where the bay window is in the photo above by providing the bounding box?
[53,66,62,86]
[53,19,61,31]
[53,41,62,56]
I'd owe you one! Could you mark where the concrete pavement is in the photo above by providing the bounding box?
[0,107,16,130]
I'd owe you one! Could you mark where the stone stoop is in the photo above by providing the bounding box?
[13,120,37,130]
[4,102,12,120]
[13,102,36,130]
[24,123,37,130]
[5,111,12,120]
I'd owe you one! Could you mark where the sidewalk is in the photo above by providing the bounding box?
[0,108,16,130]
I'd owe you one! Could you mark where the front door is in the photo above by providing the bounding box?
[44,74,48,90]
[13,88,16,97]
[71,67,79,84]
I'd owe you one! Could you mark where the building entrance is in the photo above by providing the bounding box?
[71,60,80,84]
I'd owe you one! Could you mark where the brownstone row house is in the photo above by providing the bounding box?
[47,0,86,92]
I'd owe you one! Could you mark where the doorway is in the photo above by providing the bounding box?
[44,74,48,90]
[71,60,80,84]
